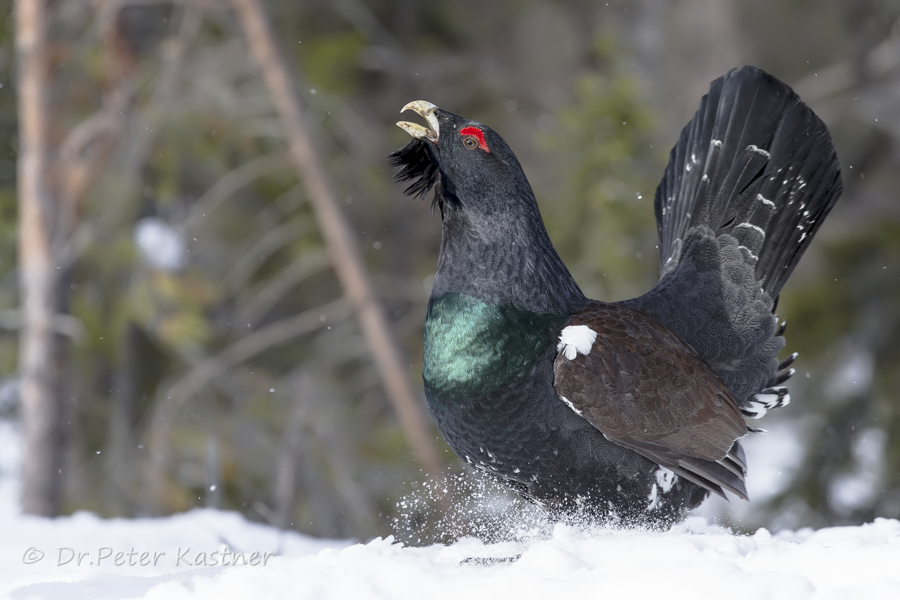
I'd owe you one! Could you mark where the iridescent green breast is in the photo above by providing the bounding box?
[423,293,565,400]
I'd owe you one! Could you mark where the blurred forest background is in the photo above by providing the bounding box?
[0,0,898,540]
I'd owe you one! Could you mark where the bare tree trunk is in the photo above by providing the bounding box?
[16,0,64,516]
[232,0,445,482]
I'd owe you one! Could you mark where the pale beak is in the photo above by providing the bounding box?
[397,100,440,143]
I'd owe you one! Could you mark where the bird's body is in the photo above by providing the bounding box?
[391,67,842,526]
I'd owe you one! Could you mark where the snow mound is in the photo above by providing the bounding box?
[3,420,898,599]
[4,508,900,600]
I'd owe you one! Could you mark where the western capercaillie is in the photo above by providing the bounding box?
[390,66,842,526]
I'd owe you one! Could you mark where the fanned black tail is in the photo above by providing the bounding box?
[627,66,843,412]
[654,66,842,300]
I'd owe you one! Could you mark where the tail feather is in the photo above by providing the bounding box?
[655,66,842,299]
[674,456,748,501]
[628,66,842,410]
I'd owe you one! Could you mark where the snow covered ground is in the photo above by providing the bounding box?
[3,420,900,599]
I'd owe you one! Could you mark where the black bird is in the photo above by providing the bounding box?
[389,66,842,527]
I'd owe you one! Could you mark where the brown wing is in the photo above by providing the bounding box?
[553,301,749,500]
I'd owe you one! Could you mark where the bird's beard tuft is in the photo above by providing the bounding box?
[388,139,459,217]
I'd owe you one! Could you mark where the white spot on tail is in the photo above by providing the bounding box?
[735,222,767,239]
[560,396,583,416]
[742,387,791,419]
[738,245,759,261]
[757,193,775,209]
[557,325,597,360]
[747,144,771,158]
[711,139,723,148]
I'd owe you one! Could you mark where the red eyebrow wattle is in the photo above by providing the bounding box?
[460,126,490,152]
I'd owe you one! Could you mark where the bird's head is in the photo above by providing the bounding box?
[389,101,533,221]
[389,101,584,312]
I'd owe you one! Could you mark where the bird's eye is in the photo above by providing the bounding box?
[459,126,490,153]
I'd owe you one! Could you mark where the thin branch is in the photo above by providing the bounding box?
[141,296,351,510]
[223,215,307,293]
[58,55,138,252]
[231,250,330,334]
[0,310,86,340]
[183,150,291,233]
[94,0,226,10]
[332,0,404,50]
[117,1,202,195]
[154,297,351,421]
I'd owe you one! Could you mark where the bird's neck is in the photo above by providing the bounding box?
[430,205,585,317]
[423,205,585,401]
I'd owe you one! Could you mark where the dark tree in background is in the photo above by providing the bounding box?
[0,0,898,537]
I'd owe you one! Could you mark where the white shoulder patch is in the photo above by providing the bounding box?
[557,325,598,360]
